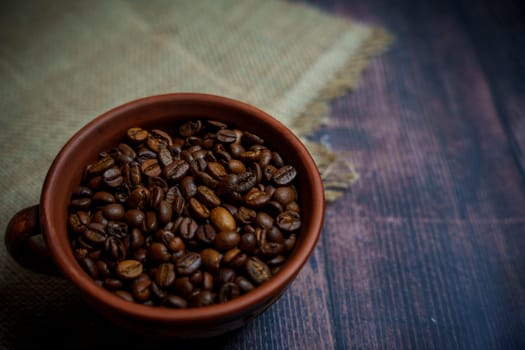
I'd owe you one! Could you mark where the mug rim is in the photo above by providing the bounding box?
[40,93,325,323]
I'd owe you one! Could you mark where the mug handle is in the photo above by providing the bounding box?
[5,205,59,275]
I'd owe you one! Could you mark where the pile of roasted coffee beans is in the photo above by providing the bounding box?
[68,119,301,308]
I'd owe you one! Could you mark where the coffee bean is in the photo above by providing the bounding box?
[178,217,198,240]
[200,248,222,271]
[154,263,176,288]
[92,191,116,204]
[189,197,210,220]
[157,200,173,224]
[149,242,171,263]
[246,257,271,285]
[276,210,302,231]
[214,231,240,251]
[210,206,237,232]
[273,186,296,205]
[176,252,202,275]
[196,224,217,245]
[125,209,145,227]
[165,295,188,309]
[127,127,149,143]
[164,159,190,181]
[235,276,255,292]
[116,260,143,280]
[219,282,241,303]
[131,273,152,302]
[216,129,237,143]
[140,158,162,178]
[87,156,115,176]
[272,165,297,186]
[189,290,215,307]
[104,236,127,261]
[196,185,221,208]
[83,223,107,244]
[103,203,125,220]
[179,120,202,137]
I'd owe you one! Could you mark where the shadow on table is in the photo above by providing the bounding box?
[0,270,236,349]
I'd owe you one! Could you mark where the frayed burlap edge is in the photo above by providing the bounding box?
[294,27,394,202]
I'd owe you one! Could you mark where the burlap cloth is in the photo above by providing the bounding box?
[0,0,391,347]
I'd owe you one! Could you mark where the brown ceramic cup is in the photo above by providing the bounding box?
[4,93,325,338]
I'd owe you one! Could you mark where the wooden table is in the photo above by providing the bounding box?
[3,0,523,349]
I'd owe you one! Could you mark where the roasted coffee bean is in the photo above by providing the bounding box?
[239,232,257,253]
[235,276,255,292]
[276,210,302,231]
[200,248,222,271]
[174,277,194,298]
[283,234,297,252]
[70,197,92,210]
[83,223,107,244]
[70,120,302,307]
[157,200,173,224]
[125,209,145,227]
[273,186,296,205]
[181,176,197,198]
[129,228,145,251]
[149,242,171,263]
[127,186,150,209]
[260,242,284,258]
[140,158,162,178]
[104,278,124,291]
[189,197,210,220]
[164,159,190,181]
[103,167,123,187]
[142,211,158,234]
[207,161,228,179]
[222,248,247,268]
[255,211,274,230]
[242,131,264,146]
[154,263,176,288]
[165,295,188,308]
[116,259,143,280]
[69,211,90,234]
[246,257,271,285]
[127,127,149,143]
[244,188,271,208]
[228,159,246,174]
[210,206,237,232]
[178,217,198,240]
[196,224,217,245]
[179,120,202,137]
[115,290,135,302]
[131,273,152,302]
[189,290,215,307]
[87,156,115,176]
[235,171,257,193]
[215,267,236,285]
[79,257,98,279]
[286,201,301,213]
[176,252,202,275]
[105,236,127,261]
[266,226,284,243]
[196,185,221,208]
[214,231,240,251]
[103,203,125,220]
[272,165,297,186]
[236,206,256,224]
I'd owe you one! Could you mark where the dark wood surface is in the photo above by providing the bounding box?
[2,0,524,349]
